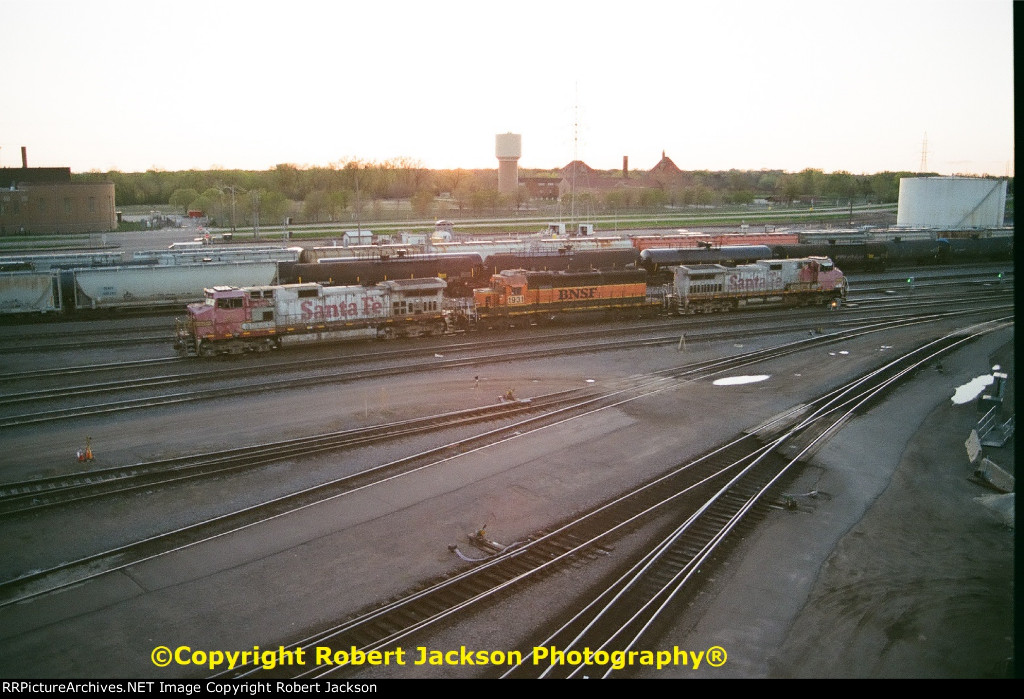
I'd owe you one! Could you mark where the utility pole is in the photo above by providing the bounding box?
[251,190,260,240]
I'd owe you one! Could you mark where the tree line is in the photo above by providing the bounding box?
[73,160,1012,227]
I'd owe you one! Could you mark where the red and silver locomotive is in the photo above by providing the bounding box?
[175,278,447,356]
[671,256,847,313]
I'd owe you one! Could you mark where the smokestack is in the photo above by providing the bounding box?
[21,146,28,168]
[623,156,628,178]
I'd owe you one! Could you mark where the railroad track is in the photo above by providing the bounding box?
[0,292,1013,427]
[0,312,1009,615]
[0,394,585,516]
[207,316,1011,680]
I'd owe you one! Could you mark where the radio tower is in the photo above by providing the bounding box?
[919,132,929,172]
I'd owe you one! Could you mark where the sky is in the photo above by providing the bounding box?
[1,0,1015,177]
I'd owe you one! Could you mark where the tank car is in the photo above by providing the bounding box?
[175,277,448,356]
[482,248,640,275]
[770,242,887,271]
[881,238,943,267]
[278,253,486,298]
[670,256,847,314]
[639,245,772,283]
[939,236,1013,263]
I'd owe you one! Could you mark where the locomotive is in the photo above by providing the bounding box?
[176,255,848,355]
[473,269,653,325]
[175,277,447,356]
[669,256,847,314]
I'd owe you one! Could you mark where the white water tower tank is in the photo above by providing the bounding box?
[896,177,1007,228]
[496,133,522,194]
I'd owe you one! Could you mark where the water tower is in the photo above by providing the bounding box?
[496,133,521,194]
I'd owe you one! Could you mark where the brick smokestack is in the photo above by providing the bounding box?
[623,155,628,178]
[21,146,28,168]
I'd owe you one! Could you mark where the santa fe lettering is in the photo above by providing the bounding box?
[299,297,382,321]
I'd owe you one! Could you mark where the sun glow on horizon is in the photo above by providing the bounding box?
[1,0,1013,178]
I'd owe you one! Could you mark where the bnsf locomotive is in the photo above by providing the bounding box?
[177,256,847,355]
[473,269,654,324]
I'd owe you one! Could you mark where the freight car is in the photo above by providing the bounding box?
[131,246,303,266]
[939,236,1013,263]
[770,242,887,271]
[0,251,123,270]
[879,238,944,267]
[0,271,62,313]
[639,245,772,283]
[482,248,641,275]
[278,253,486,297]
[175,277,448,356]
[670,256,847,314]
[473,268,654,324]
[72,262,279,310]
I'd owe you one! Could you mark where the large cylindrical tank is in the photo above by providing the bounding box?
[896,177,1007,228]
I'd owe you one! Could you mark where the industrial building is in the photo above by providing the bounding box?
[0,148,116,235]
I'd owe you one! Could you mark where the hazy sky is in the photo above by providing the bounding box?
[1,0,1014,176]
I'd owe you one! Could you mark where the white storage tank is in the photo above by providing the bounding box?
[896,177,1007,228]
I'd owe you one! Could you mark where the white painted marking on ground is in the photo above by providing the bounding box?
[713,375,770,386]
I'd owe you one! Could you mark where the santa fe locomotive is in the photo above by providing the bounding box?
[175,277,447,356]
[176,255,848,356]
[669,256,847,314]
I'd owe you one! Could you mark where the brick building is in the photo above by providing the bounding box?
[0,165,116,235]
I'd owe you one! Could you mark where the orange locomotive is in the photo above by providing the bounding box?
[472,269,655,323]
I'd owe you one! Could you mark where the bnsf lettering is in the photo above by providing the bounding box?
[557,287,599,300]
[300,296,383,321]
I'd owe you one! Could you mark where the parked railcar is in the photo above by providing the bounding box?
[175,277,448,356]
[639,245,772,283]
[132,246,303,266]
[881,238,943,267]
[279,253,486,298]
[770,242,887,271]
[670,256,846,314]
[939,236,1013,263]
[482,248,641,275]
[0,271,62,314]
[473,268,654,323]
[73,262,279,310]
[0,251,123,271]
